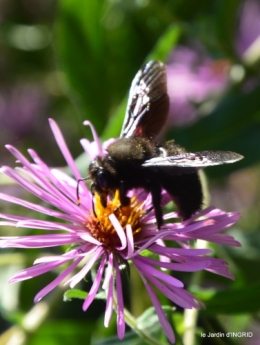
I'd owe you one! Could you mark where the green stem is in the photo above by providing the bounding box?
[113,296,167,345]
[182,239,209,345]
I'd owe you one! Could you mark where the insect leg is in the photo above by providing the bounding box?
[150,183,163,229]
[76,177,90,205]
[119,181,130,206]
[92,197,97,217]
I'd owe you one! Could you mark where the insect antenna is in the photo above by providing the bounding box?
[76,177,90,206]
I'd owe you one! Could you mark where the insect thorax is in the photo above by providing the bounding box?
[107,137,157,162]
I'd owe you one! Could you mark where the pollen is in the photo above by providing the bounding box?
[85,190,145,248]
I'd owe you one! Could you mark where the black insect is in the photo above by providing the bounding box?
[79,60,243,229]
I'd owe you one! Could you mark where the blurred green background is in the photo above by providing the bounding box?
[0,0,260,344]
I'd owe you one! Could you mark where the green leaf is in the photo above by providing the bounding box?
[215,0,241,58]
[28,320,93,345]
[198,282,260,315]
[170,84,260,178]
[145,24,182,63]
[55,0,109,133]
[63,289,107,302]
[137,305,175,330]
[94,290,107,300]
[63,289,87,301]
[102,25,182,140]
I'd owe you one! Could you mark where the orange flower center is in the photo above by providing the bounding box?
[85,191,145,248]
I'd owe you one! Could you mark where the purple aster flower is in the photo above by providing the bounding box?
[165,46,229,127]
[0,84,48,139]
[0,84,49,165]
[235,0,260,60]
[165,1,260,130]
[0,119,241,343]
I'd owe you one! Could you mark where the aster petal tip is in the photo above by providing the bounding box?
[82,120,102,155]
[48,118,55,125]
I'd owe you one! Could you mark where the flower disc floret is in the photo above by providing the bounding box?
[85,190,145,248]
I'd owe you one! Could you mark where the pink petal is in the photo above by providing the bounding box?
[83,120,102,156]
[82,255,106,311]
[134,257,184,288]
[109,214,126,250]
[49,119,82,181]
[35,257,83,302]
[68,246,104,288]
[104,253,114,327]
[140,274,175,343]
[115,259,125,339]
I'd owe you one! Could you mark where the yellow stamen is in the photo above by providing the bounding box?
[85,190,145,248]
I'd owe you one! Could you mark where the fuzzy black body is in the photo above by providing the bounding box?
[89,137,203,228]
[85,60,243,228]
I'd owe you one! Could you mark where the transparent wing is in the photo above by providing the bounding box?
[120,60,169,139]
[142,151,244,168]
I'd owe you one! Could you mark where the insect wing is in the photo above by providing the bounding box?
[142,151,244,168]
[120,60,169,139]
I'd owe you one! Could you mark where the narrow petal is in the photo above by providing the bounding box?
[4,146,78,212]
[137,255,211,272]
[80,139,100,161]
[102,252,113,290]
[83,120,103,156]
[109,214,126,250]
[2,166,78,216]
[104,252,114,327]
[156,238,171,265]
[35,257,83,302]
[150,244,212,257]
[0,193,81,223]
[206,258,235,279]
[10,258,72,283]
[126,224,134,258]
[51,168,92,211]
[49,119,83,181]
[68,246,104,288]
[28,145,92,211]
[82,255,107,311]
[140,273,175,343]
[2,234,81,248]
[114,258,125,339]
[27,149,83,210]
[16,220,82,232]
[138,269,195,309]
[134,257,184,288]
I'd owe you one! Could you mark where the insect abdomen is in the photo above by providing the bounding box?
[160,171,203,220]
